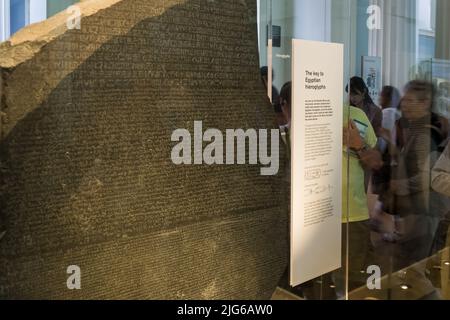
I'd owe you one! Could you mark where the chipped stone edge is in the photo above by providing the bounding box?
[0,0,125,69]
[0,0,187,138]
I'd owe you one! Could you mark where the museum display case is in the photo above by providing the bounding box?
[260,0,450,300]
[0,0,449,300]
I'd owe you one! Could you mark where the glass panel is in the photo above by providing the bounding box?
[347,0,450,300]
[262,0,450,300]
[260,0,353,300]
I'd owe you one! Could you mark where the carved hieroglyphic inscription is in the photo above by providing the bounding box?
[0,0,288,299]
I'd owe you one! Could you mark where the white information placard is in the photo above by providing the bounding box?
[290,39,343,287]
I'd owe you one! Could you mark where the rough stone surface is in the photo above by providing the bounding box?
[0,0,288,299]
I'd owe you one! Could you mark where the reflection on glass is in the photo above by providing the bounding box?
[262,0,450,300]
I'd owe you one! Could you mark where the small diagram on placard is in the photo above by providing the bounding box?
[305,168,322,180]
[304,184,334,198]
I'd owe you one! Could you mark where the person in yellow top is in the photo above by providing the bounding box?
[336,104,383,296]
[343,105,379,222]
